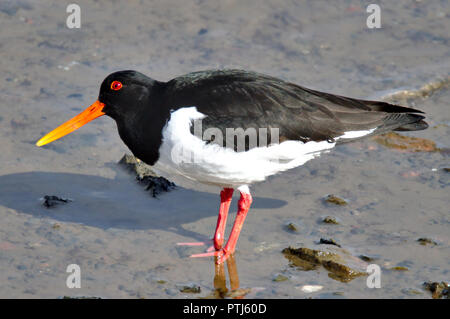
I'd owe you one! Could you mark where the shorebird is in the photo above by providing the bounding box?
[36,69,427,263]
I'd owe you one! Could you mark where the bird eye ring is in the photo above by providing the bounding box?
[111,81,123,91]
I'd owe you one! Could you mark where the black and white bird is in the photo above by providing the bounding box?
[36,69,428,263]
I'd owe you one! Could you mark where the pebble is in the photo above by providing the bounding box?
[299,285,323,293]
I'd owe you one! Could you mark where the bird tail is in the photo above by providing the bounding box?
[369,112,428,136]
[393,117,428,131]
[362,100,429,133]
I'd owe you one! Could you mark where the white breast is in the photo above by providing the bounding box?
[152,107,371,188]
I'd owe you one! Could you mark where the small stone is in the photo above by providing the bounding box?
[322,216,339,224]
[282,246,367,282]
[177,283,201,293]
[118,154,157,179]
[324,195,347,206]
[285,222,299,232]
[299,285,323,293]
[390,266,409,271]
[119,154,175,197]
[273,274,289,282]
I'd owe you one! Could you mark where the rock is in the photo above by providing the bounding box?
[299,285,323,293]
[273,274,289,282]
[423,281,449,299]
[42,195,72,208]
[119,154,157,179]
[373,132,439,152]
[177,283,201,293]
[119,154,176,197]
[282,246,367,282]
[284,222,299,232]
[322,216,339,224]
[390,266,409,271]
[383,77,450,102]
[324,194,347,206]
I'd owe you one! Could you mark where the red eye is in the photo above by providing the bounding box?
[111,81,123,91]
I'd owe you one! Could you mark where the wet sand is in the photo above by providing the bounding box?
[0,0,448,298]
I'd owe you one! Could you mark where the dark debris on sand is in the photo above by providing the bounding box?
[118,154,176,197]
[42,195,72,208]
[423,281,449,299]
[177,283,201,293]
[322,216,340,225]
[417,237,438,246]
[319,238,341,248]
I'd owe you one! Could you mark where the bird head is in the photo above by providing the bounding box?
[36,70,154,147]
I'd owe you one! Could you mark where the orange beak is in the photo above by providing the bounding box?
[36,100,105,147]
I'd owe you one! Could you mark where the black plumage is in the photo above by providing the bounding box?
[99,69,426,162]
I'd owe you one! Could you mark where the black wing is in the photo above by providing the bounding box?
[162,69,427,151]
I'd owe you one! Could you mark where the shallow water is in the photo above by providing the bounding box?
[0,0,448,298]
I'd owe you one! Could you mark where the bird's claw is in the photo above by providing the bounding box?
[176,240,216,252]
[190,248,233,264]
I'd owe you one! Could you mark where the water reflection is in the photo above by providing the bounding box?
[207,254,251,299]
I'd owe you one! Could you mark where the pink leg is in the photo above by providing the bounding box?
[177,188,234,251]
[213,188,234,249]
[191,189,253,264]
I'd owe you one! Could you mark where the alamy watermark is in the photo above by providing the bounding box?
[66,264,81,288]
[66,4,81,29]
[366,264,381,288]
[170,118,280,164]
[65,3,381,30]
[366,4,381,29]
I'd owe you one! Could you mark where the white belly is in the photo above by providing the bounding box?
[152,107,372,188]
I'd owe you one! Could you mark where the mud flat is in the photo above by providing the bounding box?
[0,0,448,298]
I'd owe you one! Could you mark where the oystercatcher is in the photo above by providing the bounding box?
[36,69,428,263]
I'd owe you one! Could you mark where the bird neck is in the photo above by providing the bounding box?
[116,83,170,166]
